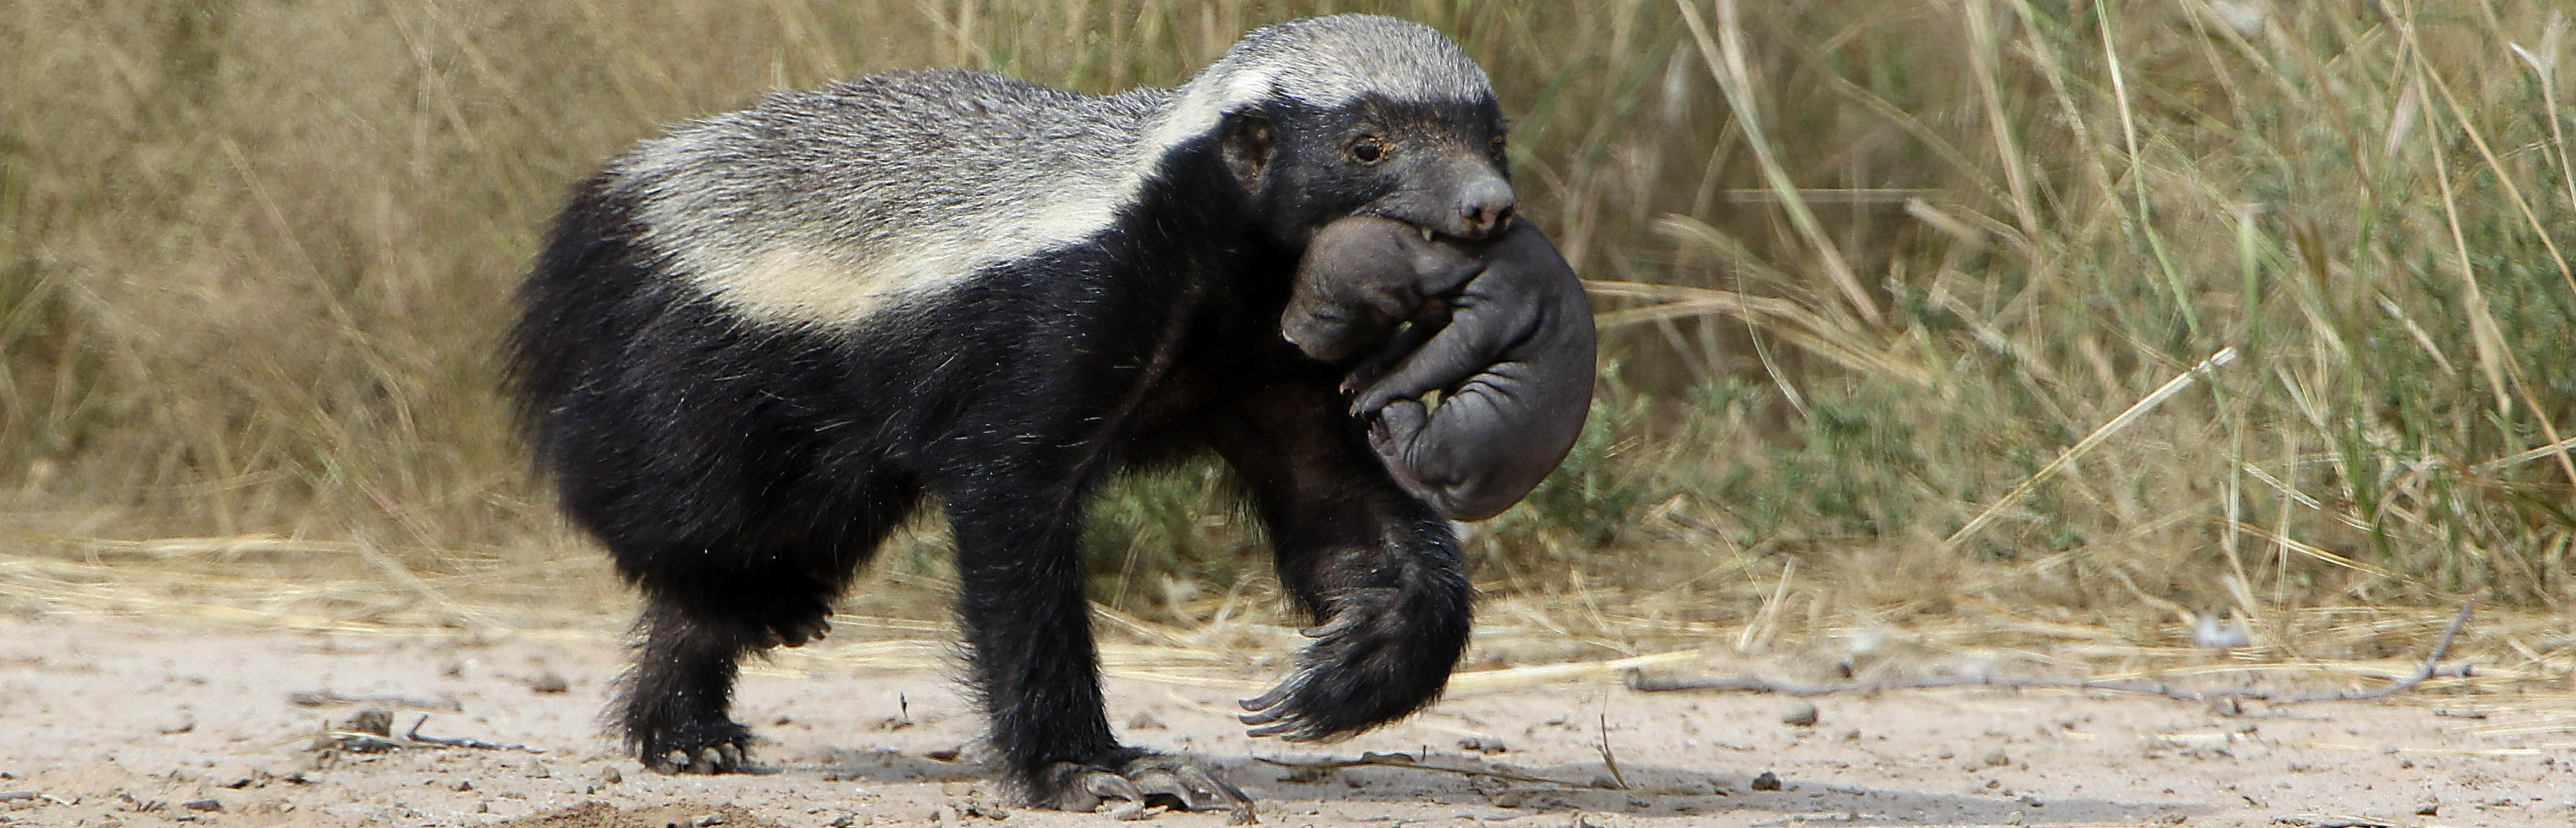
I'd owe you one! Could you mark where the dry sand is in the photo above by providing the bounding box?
[2,611,2570,828]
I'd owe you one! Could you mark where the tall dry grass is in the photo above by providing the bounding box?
[2,1,2571,638]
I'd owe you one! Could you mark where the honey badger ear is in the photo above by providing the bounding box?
[1219,113,1273,194]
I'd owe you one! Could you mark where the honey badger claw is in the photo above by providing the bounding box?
[1044,755,1254,823]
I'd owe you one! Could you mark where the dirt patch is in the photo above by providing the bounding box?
[2,612,2571,827]
[489,802,786,828]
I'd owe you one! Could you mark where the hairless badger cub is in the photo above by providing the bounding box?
[1282,216,1597,520]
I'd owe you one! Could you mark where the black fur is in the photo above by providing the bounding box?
[508,82,1499,801]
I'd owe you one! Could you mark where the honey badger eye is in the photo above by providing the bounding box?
[1349,135,1386,165]
[1489,134,1508,157]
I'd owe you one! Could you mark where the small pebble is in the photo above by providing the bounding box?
[1126,711,1166,730]
[344,709,394,737]
[1782,703,1818,727]
[181,799,223,813]
[1982,749,2011,768]
[527,671,570,694]
[1750,771,1782,791]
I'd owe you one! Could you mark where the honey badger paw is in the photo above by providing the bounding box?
[1238,586,1467,742]
[637,721,756,775]
[1039,754,1254,824]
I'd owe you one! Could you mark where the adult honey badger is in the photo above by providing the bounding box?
[507,15,1592,813]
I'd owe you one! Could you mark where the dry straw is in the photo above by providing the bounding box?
[1,1,2572,676]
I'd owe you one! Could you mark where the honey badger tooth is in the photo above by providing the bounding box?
[1419,225,1435,242]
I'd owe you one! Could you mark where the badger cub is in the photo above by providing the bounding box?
[506,14,1595,814]
[1284,216,1596,520]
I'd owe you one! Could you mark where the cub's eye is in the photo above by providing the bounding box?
[1489,134,1508,158]
[1348,135,1387,165]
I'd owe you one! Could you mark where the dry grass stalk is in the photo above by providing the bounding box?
[1674,0,1882,326]
[4,0,2571,659]
[1940,347,2240,554]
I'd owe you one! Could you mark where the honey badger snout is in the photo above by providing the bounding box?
[1379,154,1513,241]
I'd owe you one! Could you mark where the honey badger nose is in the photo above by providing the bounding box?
[1457,178,1515,240]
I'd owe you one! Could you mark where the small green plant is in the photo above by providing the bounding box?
[1080,464,1254,616]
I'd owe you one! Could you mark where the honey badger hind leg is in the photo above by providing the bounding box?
[607,472,921,775]
[618,596,764,775]
[615,536,889,775]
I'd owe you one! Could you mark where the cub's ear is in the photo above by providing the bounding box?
[1219,113,1273,195]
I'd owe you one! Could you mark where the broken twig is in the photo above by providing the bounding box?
[403,714,543,752]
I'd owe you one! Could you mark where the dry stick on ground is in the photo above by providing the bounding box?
[314,718,544,754]
[402,714,543,752]
[1259,716,1661,795]
[1254,752,1627,792]
[1628,601,2477,706]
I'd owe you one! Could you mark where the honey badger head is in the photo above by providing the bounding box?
[1162,15,1512,248]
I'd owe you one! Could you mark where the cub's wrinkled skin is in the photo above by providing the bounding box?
[1282,216,1596,521]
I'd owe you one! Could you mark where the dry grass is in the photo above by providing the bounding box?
[2,1,2573,678]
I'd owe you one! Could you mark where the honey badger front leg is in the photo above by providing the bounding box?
[931,410,1254,819]
[1210,381,1473,741]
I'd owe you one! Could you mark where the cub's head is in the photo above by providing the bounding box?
[1168,15,1512,249]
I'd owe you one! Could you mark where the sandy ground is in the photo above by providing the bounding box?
[2,611,2572,828]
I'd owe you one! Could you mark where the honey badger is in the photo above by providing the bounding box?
[506,15,1591,813]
